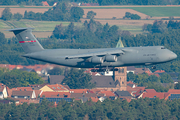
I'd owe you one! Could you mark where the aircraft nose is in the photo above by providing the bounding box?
[169,52,177,60]
[172,53,177,59]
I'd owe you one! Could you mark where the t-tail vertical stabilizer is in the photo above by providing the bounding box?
[8,28,44,54]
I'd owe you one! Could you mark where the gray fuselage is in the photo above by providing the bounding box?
[23,46,177,68]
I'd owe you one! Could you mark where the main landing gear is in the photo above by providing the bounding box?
[91,67,118,72]
[151,65,156,69]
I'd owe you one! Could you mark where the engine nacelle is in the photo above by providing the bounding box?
[105,55,117,62]
[91,57,104,64]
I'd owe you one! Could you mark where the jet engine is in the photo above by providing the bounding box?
[105,55,117,62]
[91,57,104,64]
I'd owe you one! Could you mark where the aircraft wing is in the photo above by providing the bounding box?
[65,49,124,59]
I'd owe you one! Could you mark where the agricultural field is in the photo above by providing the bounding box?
[0,5,180,38]
[0,20,73,38]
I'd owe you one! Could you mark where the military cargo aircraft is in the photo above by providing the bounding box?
[8,28,177,72]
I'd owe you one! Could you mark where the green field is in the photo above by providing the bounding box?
[82,6,180,17]
[1,20,142,33]
[0,20,77,31]
[118,24,142,34]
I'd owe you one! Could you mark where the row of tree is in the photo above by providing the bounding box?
[127,72,174,92]
[52,19,122,47]
[1,8,23,21]
[1,97,180,119]
[1,3,84,22]
[24,3,84,22]
[1,0,180,6]
[143,20,180,34]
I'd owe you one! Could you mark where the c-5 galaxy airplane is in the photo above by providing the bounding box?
[8,28,177,72]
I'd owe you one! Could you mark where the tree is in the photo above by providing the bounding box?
[0,69,44,88]
[123,12,141,20]
[1,7,12,21]
[87,11,96,19]
[174,83,180,89]
[70,7,84,22]
[48,67,65,75]
[123,12,131,19]
[62,68,94,89]
[24,10,28,19]
[127,72,135,81]
[13,13,23,21]
[130,14,141,20]
[159,73,173,83]
[0,32,7,44]
[52,23,65,39]
[151,20,168,33]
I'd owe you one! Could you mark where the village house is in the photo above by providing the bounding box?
[41,1,49,6]
[40,84,69,92]
[0,83,8,99]
[11,91,36,99]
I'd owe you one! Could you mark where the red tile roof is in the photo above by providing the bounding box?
[154,70,165,73]
[91,97,99,102]
[100,91,115,97]
[41,91,71,98]
[142,92,165,99]
[132,87,146,97]
[127,86,145,95]
[11,87,33,91]
[127,81,134,84]
[42,1,49,6]
[168,89,180,93]
[164,92,171,100]
[70,89,89,93]
[145,89,156,93]
[88,88,105,93]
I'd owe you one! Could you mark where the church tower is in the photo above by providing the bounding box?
[113,67,127,91]
[114,38,127,91]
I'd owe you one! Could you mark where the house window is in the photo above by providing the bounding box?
[122,68,124,73]
[122,82,124,84]
[118,69,121,73]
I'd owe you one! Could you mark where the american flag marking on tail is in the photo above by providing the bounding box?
[19,40,36,43]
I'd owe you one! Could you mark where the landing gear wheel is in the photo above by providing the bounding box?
[152,66,156,69]
[105,66,109,74]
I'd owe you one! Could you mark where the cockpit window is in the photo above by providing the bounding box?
[161,47,166,49]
